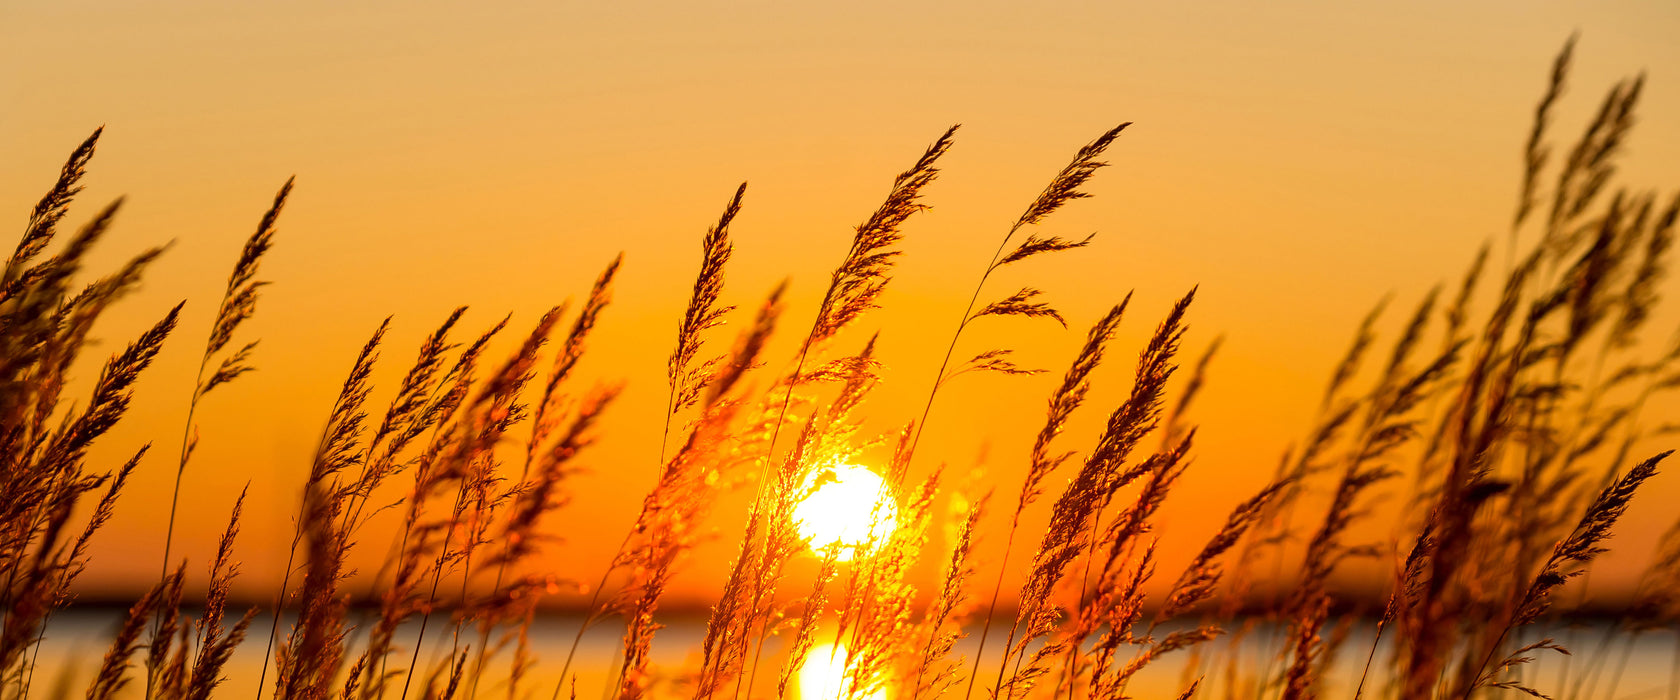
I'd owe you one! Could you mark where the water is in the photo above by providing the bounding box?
[21,611,1680,699]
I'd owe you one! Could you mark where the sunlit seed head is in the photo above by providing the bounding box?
[791,463,897,562]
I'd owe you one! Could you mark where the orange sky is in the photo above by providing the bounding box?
[4,1,1679,610]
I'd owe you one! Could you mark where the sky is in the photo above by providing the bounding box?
[3,1,1679,611]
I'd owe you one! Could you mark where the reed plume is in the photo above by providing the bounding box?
[1158,479,1289,623]
[87,583,164,700]
[473,257,620,696]
[835,460,940,700]
[161,177,294,581]
[273,474,351,700]
[910,490,988,700]
[1514,34,1573,232]
[600,187,758,700]
[964,298,1129,700]
[2,133,172,643]
[186,491,256,700]
[1,265,181,696]
[143,566,187,700]
[776,550,841,700]
[1461,451,1667,698]
[7,128,101,278]
[993,289,1193,700]
[551,228,768,699]
[666,183,743,445]
[361,315,508,700]
[702,126,955,700]
[804,126,958,350]
[255,319,387,699]
[921,122,1129,476]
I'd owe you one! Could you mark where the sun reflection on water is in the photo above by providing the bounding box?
[798,642,889,700]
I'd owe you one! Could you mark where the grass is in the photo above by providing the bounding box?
[3,37,1679,700]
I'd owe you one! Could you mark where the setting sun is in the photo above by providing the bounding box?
[791,464,898,561]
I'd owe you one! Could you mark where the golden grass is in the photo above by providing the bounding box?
[4,37,1680,700]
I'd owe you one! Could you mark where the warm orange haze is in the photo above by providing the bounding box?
[4,3,1680,700]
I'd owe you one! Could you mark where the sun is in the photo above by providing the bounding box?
[791,463,898,561]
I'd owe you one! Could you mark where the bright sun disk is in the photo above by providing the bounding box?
[791,463,897,561]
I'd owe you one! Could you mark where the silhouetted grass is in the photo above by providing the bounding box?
[2,37,1677,700]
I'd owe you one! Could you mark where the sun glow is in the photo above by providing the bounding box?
[798,642,889,700]
[791,463,897,561]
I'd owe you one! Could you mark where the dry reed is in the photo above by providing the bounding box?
[8,38,1680,700]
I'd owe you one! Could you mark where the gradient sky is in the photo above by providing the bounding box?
[4,1,1679,610]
